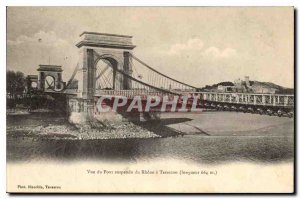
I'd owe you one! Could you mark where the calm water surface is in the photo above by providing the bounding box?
[7,112,294,164]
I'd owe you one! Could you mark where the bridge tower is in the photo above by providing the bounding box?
[69,32,136,124]
[76,32,135,99]
[37,65,63,91]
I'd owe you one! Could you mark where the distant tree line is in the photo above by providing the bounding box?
[275,88,294,94]
[198,81,234,91]
[6,70,67,111]
[198,80,294,94]
[7,70,26,98]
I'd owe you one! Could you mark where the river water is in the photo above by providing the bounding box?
[7,112,294,164]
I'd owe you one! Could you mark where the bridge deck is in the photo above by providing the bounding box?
[91,90,294,108]
[52,89,294,108]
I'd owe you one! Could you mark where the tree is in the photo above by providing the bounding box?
[6,70,26,98]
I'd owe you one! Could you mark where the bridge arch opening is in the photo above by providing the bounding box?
[94,55,122,91]
[95,59,115,90]
[31,82,37,88]
[45,75,55,90]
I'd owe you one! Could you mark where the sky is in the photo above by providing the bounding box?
[7,7,294,88]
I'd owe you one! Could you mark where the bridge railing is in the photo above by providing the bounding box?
[94,90,294,107]
[94,89,173,99]
[182,92,294,107]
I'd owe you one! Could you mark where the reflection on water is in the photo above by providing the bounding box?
[7,112,294,164]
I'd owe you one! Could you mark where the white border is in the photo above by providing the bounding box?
[1,0,298,198]
[1,0,297,6]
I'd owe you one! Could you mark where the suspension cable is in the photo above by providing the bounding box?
[130,53,197,90]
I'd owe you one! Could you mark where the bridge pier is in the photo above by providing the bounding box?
[67,98,95,124]
[67,97,161,125]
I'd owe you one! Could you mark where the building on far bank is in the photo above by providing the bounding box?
[217,82,234,92]
[214,76,286,94]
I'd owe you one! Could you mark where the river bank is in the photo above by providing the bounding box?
[7,108,53,115]
[7,110,294,163]
[7,109,161,140]
[6,109,294,140]
[7,122,160,140]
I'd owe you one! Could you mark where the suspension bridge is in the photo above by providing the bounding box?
[28,32,294,123]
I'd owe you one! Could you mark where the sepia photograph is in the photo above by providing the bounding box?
[6,6,294,193]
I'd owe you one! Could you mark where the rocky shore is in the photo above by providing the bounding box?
[6,122,161,140]
[6,109,164,140]
[6,108,53,115]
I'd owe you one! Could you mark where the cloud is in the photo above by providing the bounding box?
[204,47,237,58]
[140,37,240,87]
[7,32,239,88]
[7,31,68,47]
[163,37,237,59]
[7,31,78,81]
[166,38,204,55]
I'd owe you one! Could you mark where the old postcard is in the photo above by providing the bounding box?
[6,7,294,193]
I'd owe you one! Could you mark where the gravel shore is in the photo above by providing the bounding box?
[6,122,161,140]
[7,109,161,140]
